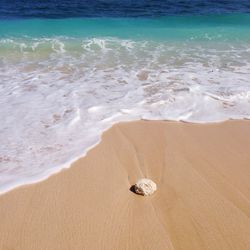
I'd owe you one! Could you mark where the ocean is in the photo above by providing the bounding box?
[1,0,250,193]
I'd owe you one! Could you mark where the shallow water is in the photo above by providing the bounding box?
[1,8,250,193]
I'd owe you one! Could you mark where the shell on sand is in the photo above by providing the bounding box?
[134,178,157,196]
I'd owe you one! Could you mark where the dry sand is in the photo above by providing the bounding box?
[0,120,250,250]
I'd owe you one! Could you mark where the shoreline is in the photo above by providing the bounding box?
[1,119,250,249]
[1,118,249,196]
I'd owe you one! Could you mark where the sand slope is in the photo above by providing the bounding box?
[0,120,250,250]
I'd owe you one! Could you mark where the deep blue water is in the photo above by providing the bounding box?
[1,0,250,19]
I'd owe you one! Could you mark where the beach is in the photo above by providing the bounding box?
[0,120,250,249]
[1,1,250,249]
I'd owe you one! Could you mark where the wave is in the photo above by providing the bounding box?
[1,26,250,193]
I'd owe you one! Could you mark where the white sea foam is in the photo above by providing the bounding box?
[1,37,250,193]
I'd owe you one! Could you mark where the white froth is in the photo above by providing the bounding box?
[1,37,250,193]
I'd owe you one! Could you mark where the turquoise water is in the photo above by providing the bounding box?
[1,14,250,41]
[1,13,250,193]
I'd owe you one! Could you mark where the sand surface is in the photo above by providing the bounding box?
[1,120,250,250]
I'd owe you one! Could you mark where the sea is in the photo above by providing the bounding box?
[1,0,250,193]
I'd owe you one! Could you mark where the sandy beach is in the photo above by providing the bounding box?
[0,120,250,249]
